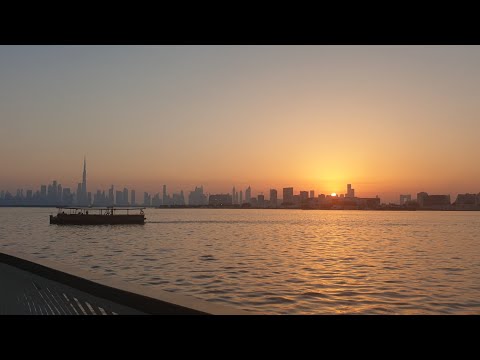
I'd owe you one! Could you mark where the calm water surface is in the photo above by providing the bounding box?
[1,208,479,314]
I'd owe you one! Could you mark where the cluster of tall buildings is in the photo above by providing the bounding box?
[391,192,480,210]
[2,159,480,210]
[0,158,134,207]
[206,184,380,209]
[144,185,187,207]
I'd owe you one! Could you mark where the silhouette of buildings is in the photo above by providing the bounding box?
[131,190,136,206]
[417,192,450,209]
[3,158,480,211]
[172,191,186,206]
[108,185,114,205]
[151,193,161,207]
[245,186,251,204]
[162,184,171,206]
[188,186,207,206]
[346,184,355,198]
[283,187,294,205]
[452,193,480,210]
[143,192,151,206]
[400,194,412,205]
[300,191,308,205]
[257,194,265,208]
[209,194,232,206]
[270,189,277,208]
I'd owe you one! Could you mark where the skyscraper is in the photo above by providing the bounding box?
[82,156,87,204]
[245,186,251,204]
[123,187,129,205]
[131,190,136,205]
[76,183,82,204]
[258,194,265,208]
[283,187,294,204]
[232,186,236,205]
[270,189,277,208]
[109,185,114,205]
[300,191,309,203]
[188,186,207,206]
[116,190,123,205]
[163,185,168,205]
[239,190,243,205]
[346,184,355,198]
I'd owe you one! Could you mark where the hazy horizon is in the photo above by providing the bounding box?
[2,45,480,202]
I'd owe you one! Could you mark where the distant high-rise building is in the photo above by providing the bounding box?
[123,188,128,205]
[163,185,170,206]
[239,190,243,205]
[209,194,233,206]
[180,190,185,205]
[417,192,450,209]
[116,190,123,205]
[172,191,186,206]
[283,187,294,205]
[131,190,136,205]
[81,157,87,204]
[232,186,236,205]
[400,194,412,205]
[188,186,207,206]
[454,193,480,210]
[258,194,265,208]
[270,189,277,208]
[346,184,355,198]
[40,185,47,200]
[76,183,82,204]
[309,190,314,199]
[300,191,309,204]
[417,192,428,207]
[245,186,251,204]
[152,193,161,207]
[57,184,62,203]
[62,188,72,205]
[109,185,114,205]
[50,180,58,202]
[143,192,151,206]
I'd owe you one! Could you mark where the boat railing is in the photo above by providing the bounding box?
[55,207,146,216]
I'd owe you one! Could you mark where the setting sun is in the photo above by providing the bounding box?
[331,193,337,197]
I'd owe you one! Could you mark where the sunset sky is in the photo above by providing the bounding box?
[1,45,480,202]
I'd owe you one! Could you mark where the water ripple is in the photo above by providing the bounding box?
[1,208,480,314]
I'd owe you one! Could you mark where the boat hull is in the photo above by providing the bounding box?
[50,214,145,225]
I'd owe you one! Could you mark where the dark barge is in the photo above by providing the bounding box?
[49,207,146,225]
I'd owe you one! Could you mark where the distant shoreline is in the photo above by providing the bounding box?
[1,205,479,211]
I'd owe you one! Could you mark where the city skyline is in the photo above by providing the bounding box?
[1,157,480,208]
[2,46,480,201]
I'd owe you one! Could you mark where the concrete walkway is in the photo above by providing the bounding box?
[0,249,250,315]
[0,263,144,315]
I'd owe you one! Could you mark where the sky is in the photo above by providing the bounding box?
[1,45,480,203]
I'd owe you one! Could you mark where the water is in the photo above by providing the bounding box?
[1,207,479,314]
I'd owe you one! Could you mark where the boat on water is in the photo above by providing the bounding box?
[49,207,146,225]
